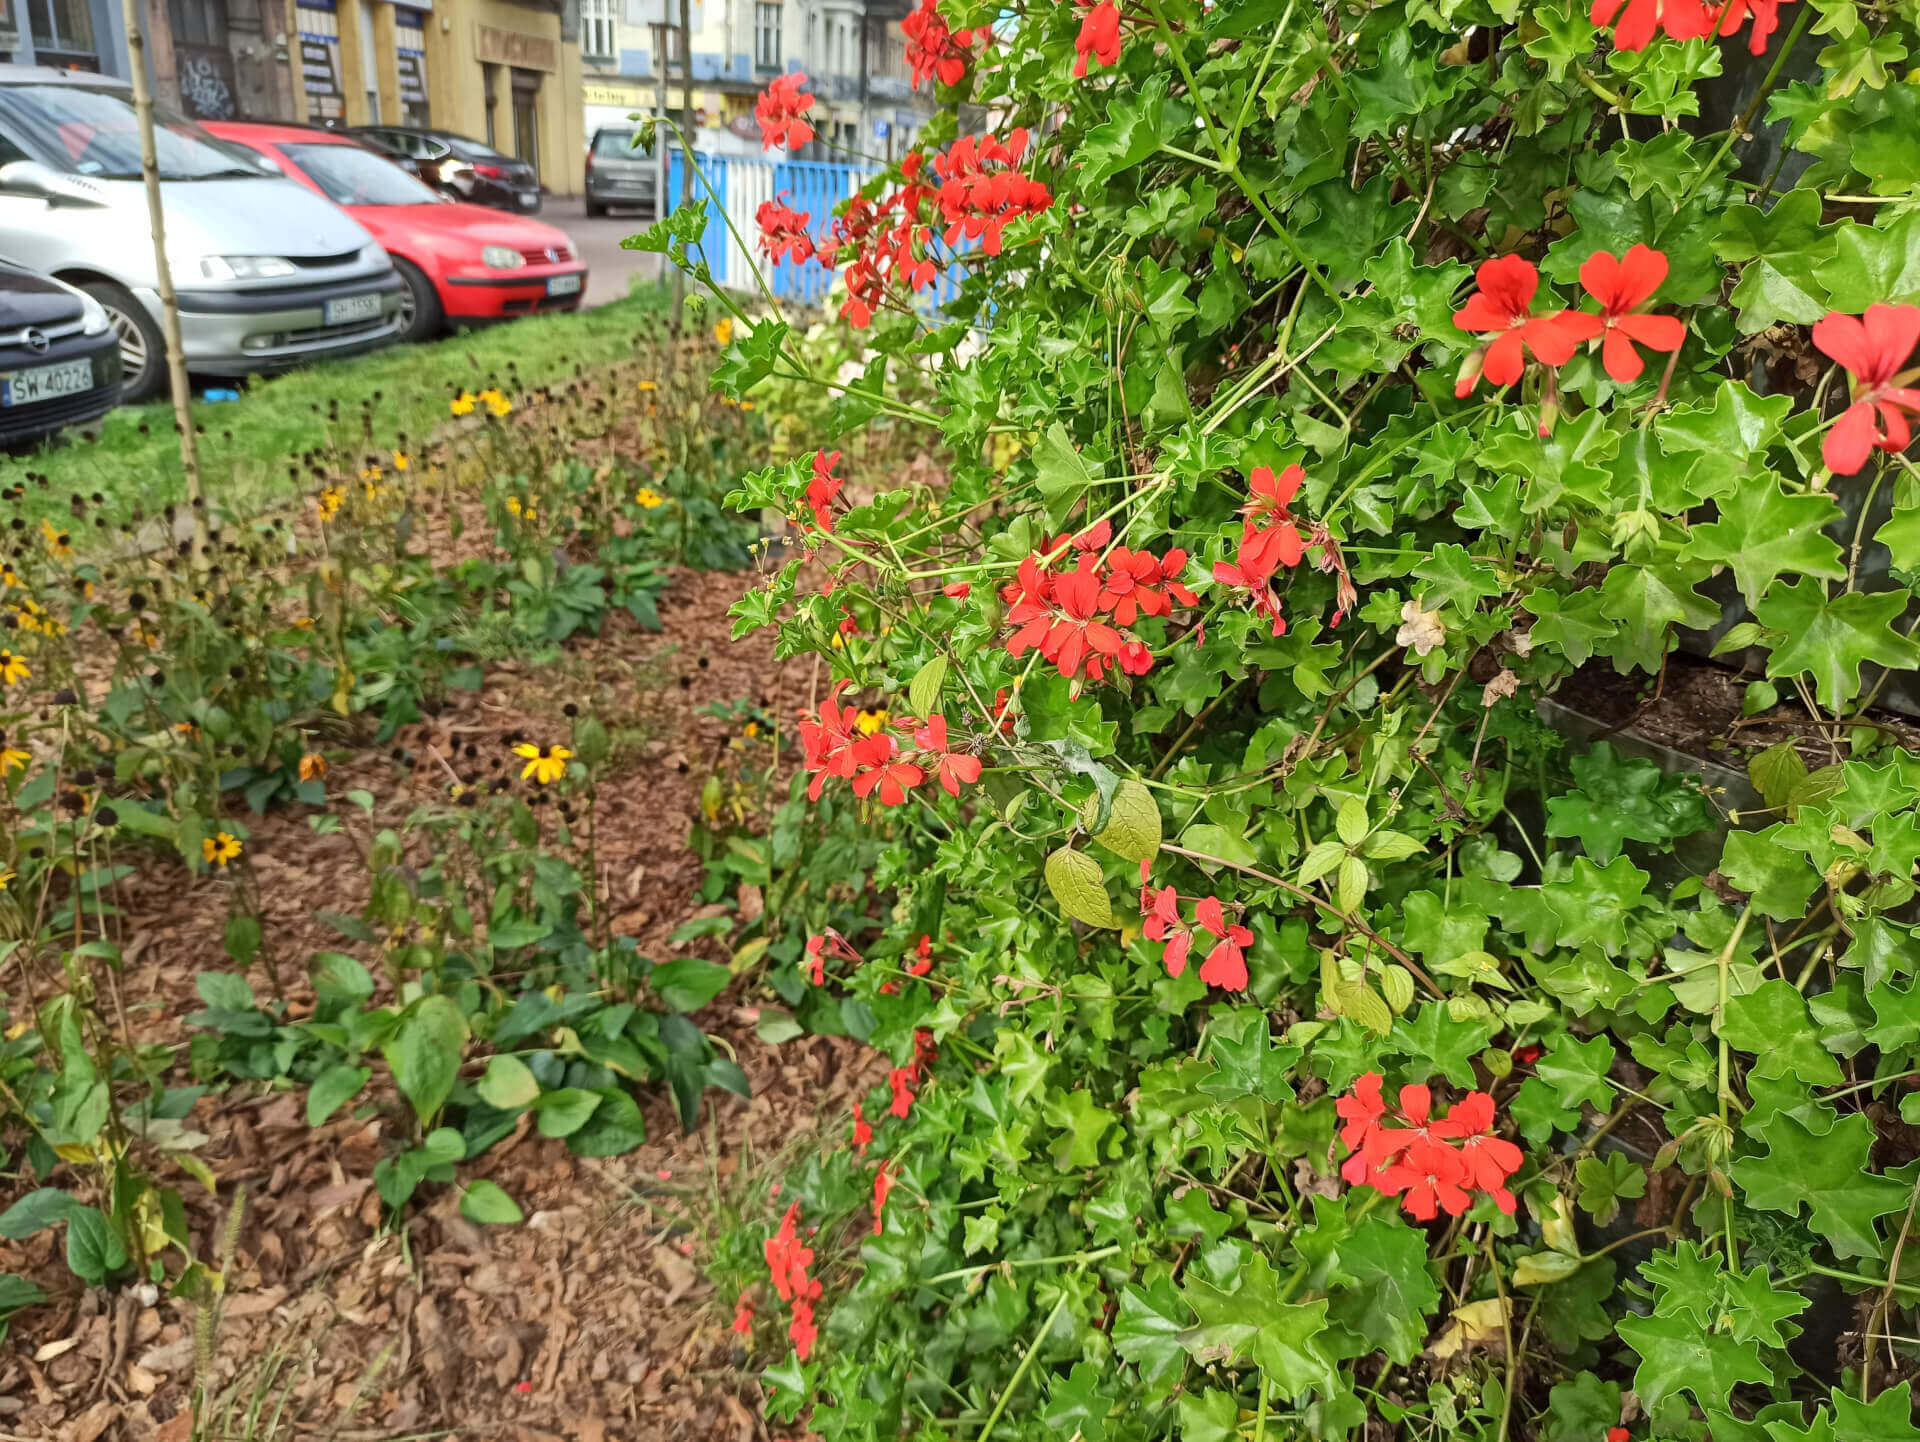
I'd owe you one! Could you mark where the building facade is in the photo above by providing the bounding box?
[0,0,131,80]
[576,0,933,162]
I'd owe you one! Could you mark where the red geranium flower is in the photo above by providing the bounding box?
[902,0,976,88]
[1241,464,1304,527]
[909,934,934,977]
[754,73,816,150]
[1045,559,1124,680]
[1550,245,1686,383]
[912,713,982,796]
[1117,640,1154,676]
[732,1290,755,1334]
[1336,1074,1523,1220]
[798,680,861,799]
[1382,1137,1473,1222]
[850,732,924,806]
[1433,1091,1523,1212]
[1452,254,1579,395]
[1213,523,1302,636]
[1193,896,1252,990]
[851,1101,872,1155]
[756,198,815,265]
[1072,0,1122,77]
[1812,303,1920,476]
[889,1065,919,1118]
[1706,0,1793,53]
[1589,0,1712,49]
[871,1160,896,1235]
[803,448,843,531]
[942,580,971,598]
[1335,1071,1387,1149]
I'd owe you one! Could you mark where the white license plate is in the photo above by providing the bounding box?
[324,293,383,325]
[518,193,539,208]
[1,358,93,407]
[546,274,582,297]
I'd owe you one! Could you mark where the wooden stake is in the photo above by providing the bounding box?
[120,0,208,566]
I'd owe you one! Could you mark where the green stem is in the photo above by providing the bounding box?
[923,1245,1120,1288]
[976,1281,1075,1440]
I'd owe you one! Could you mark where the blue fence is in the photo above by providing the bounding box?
[663,149,972,315]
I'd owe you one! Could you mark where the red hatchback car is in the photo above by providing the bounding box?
[204,122,588,343]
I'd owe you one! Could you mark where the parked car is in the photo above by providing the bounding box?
[348,126,543,214]
[0,65,404,402]
[207,122,587,344]
[0,259,121,446]
[585,126,658,219]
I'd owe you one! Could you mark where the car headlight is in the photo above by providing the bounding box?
[78,292,110,336]
[481,245,526,270]
[199,255,299,281]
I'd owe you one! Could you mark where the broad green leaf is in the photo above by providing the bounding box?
[907,655,947,718]
[459,1179,524,1225]
[383,995,469,1127]
[1087,779,1162,863]
[306,1064,371,1127]
[1753,579,1920,711]
[1047,846,1117,927]
[478,1054,541,1111]
[1730,1111,1909,1258]
[1681,481,1846,607]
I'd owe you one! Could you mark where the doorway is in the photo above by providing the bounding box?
[510,66,539,174]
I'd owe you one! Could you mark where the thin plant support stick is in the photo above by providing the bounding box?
[672,0,695,332]
[120,0,207,566]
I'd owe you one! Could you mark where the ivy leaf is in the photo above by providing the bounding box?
[1534,1034,1616,1112]
[1180,1254,1338,1401]
[1753,579,1920,711]
[1722,979,1842,1084]
[1544,741,1714,863]
[1655,382,1792,503]
[1616,1309,1773,1412]
[1721,1263,1809,1348]
[1042,1362,1114,1442]
[1682,482,1846,607]
[1719,828,1821,920]
[1575,1152,1647,1225]
[1714,188,1836,332]
[1542,856,1651,953]
[1730,1111,1910,1259]
[1815,214,1920,312]
[1595,563,1718,673]
[1114,1278,1191,1392]
[1324,1216,1441,1364]
[1032,423,1101,529]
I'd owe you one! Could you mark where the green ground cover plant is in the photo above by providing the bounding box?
[649,0,1920,1434]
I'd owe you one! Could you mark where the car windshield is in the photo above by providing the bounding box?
[592,130,640,159]
[446,135,512,162]
[283,142,440,206]
[0,83,260,181]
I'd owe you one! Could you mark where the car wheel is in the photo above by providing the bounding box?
[80,279,165,404]
[585,198,606,218]
[392,258,444,343]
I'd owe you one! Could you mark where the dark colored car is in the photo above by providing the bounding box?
[348,126,542,214]
[0,260,122,447]
[585,126,657,219]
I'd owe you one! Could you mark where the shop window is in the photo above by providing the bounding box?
[27,0,94,57]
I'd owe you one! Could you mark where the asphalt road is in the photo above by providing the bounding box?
[545,196,667,309]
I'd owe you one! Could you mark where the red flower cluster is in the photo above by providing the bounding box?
[1070,0,1123,77]
[1139,862,1255,990]
[789,447,842,532]
[1337,1075,1523,1221]
[754,73,815,150]
[1213,466,1309,636]
[731,1291,755,1334]
[756,198,815,265]
[764,1202,823,1358]
[1591,0,1789,55]
[818,164,938,328]
[930,129,1053,257]
[803,928,862,985]
[888,1028,939,1119]
[1455,248,1685,397]
[851,1100,873,1154]
[797,683,986,806]
[1001,520,1195,684]
[1812,303,1920,476]
[902,0,979,87]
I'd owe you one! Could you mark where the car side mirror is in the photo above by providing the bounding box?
[0,159,102,206]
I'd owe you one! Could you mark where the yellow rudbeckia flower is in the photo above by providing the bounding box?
[201,832,242,867]
[513,743,572,785]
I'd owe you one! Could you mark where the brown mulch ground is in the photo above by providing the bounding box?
[0,535,887,1440]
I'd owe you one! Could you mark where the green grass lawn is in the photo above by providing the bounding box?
[10,284,672,539]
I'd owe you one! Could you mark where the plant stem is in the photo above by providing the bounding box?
[976,1279,1075,1440]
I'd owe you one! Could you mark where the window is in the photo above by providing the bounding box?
[650,22,682,71]
[281,142,440,205]
[581,0,617,64]
[27,0,93,54]
[754,1,780,71]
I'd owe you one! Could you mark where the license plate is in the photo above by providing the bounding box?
[519,194,539,208]
[324,293,383,326]
[0,358,92,407]
[546,273,582,297]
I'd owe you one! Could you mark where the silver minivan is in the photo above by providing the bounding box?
[0,66,405,401]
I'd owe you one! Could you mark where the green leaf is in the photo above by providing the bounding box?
[649,958,732,1013]
[1535,1034,1616,1112]
[0,1188,81,1240]
[1714,188,1836,333]
[1325,1217,1440,1364]
[1721,979,1842,1084]
[1544,742,1714,863]
[1595,563,1718,673]
[533,1087,604,1139]
[1748,740,1809,810]
[1730,1111,1909,1258]
[1753,579,1920,711]
[1180,1251,1338,1401]
[906,655,947,718]
[306,1064,370,1127]
[458,1179,524,1225]
[1114,1278,1190,1393]
[384,994,469,1127]
[1616,1308,1772,1413]
[477,1054,541,1111]
[1087,778,1162,863]
[1046,846,1117,927]
[64,1206,127,1287]
[1033,423,1100,529]
[566,1088,649,1158]
[1682,482,1846,607]
[1719,828,1820,920]
[1575,1153,1647,1226]
[0,1272,46,1319]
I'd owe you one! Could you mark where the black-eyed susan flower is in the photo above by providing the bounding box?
[202,832,242,867]
[638,379,658,393]
[634,487,664,510]
[506,496,536,520]
[514,743,571,785]
[39,519,73,562]
[317,487,345,522]
[392,451,410,472]
[450,391,477,417]
[0,651,27,686]
[479,387,512,418]
[0,739,28,772]
[0,870,14,891]
[714,318,734,346]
